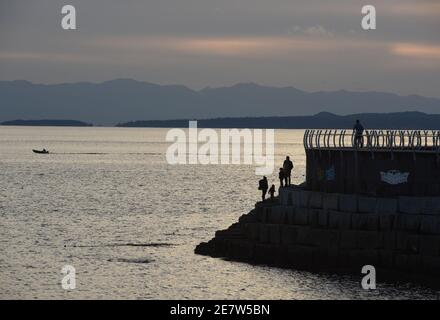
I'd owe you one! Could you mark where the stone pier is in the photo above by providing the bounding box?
[195,187,440,285]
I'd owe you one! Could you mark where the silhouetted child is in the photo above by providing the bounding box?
[279,168,285,187]
[269,184,276,201]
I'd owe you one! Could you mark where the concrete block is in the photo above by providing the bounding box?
[395,214,421,232]
[306,228,328,247]
[340,230,358,249]
[239,211,258,224]
[255,206,265,222]
[339,194,358,212]
[309,192,323,209]
[281,225,298,245]
[366,214,380,231]
[376,198,398,214]
[358,196,377,213]
[308,209,320,226]
[395,253,421,272]
[424,197,440,215]
[294,208,309,225]
[267,207,286,224]
[258,207,269,223]
[378,250,394,268]
[278,187,289,205]
[421,256,440,275]
[318,210,328,227]
[268,224,281,244]
[299,190,311,208]
[259,224,270,243]
[244,223,260,241]
[351,213,369,230]
[280,188,300,206]
[379,213,395,231]
[328,211,352,229]
[396,232,419,253]
[420,215,440,234]
[253,243,275,264]
[285,207,295,225]
[383,232,397,250]
[347,249,378,267]
[398,197,426,214]
[286,245,316,267]
[228,239,254,260]
[308,230,340,249]
[296,226,312,245]
[357,231,383,249]
[406,252,423,269]
[323,193,339,211]
[419,236,440,256]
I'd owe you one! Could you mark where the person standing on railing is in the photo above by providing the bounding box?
[353,120,364,148]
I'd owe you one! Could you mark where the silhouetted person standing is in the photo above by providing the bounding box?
[283,156,294,186]
[258,176,269,201]
[353,119,364,148]
[269,184,276,202]
[279,168,285,187]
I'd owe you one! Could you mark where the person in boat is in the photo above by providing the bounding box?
[43,149,47,153]
[258,176,269,202]
[279,168,285,187]
[283,156,294,186]
[353,119,364,148]
[268,184,276,202]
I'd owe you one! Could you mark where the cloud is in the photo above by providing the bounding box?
[390,43,440,60]
[288,25,334,38]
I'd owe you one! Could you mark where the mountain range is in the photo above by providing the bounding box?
[0,79,439,125]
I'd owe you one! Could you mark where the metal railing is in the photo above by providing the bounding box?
[304,129,440,152]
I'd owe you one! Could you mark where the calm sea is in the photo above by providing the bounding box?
[0,126,438,299]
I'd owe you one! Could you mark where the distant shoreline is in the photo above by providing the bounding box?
[3,111,440,130]
[0,119,93,127]
[116,111,440,130]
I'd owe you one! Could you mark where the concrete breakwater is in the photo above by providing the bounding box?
[195,186,440,285]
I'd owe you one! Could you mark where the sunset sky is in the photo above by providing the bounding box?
[0,0,439,97]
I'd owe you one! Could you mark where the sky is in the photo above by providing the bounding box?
[0,0,439,98]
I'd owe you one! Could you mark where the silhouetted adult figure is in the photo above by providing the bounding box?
[279,168,285,187]
[283,156,294,186]
[353,119,364,148]
[269,184,276,202]
[258,176,269,201]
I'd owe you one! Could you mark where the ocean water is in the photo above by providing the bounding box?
[0,126,438,300]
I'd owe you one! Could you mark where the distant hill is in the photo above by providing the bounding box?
[1,79,439,125]
[1,119,93,127]
[117,111,440,130]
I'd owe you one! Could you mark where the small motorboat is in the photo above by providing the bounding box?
[33,149,49,154]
